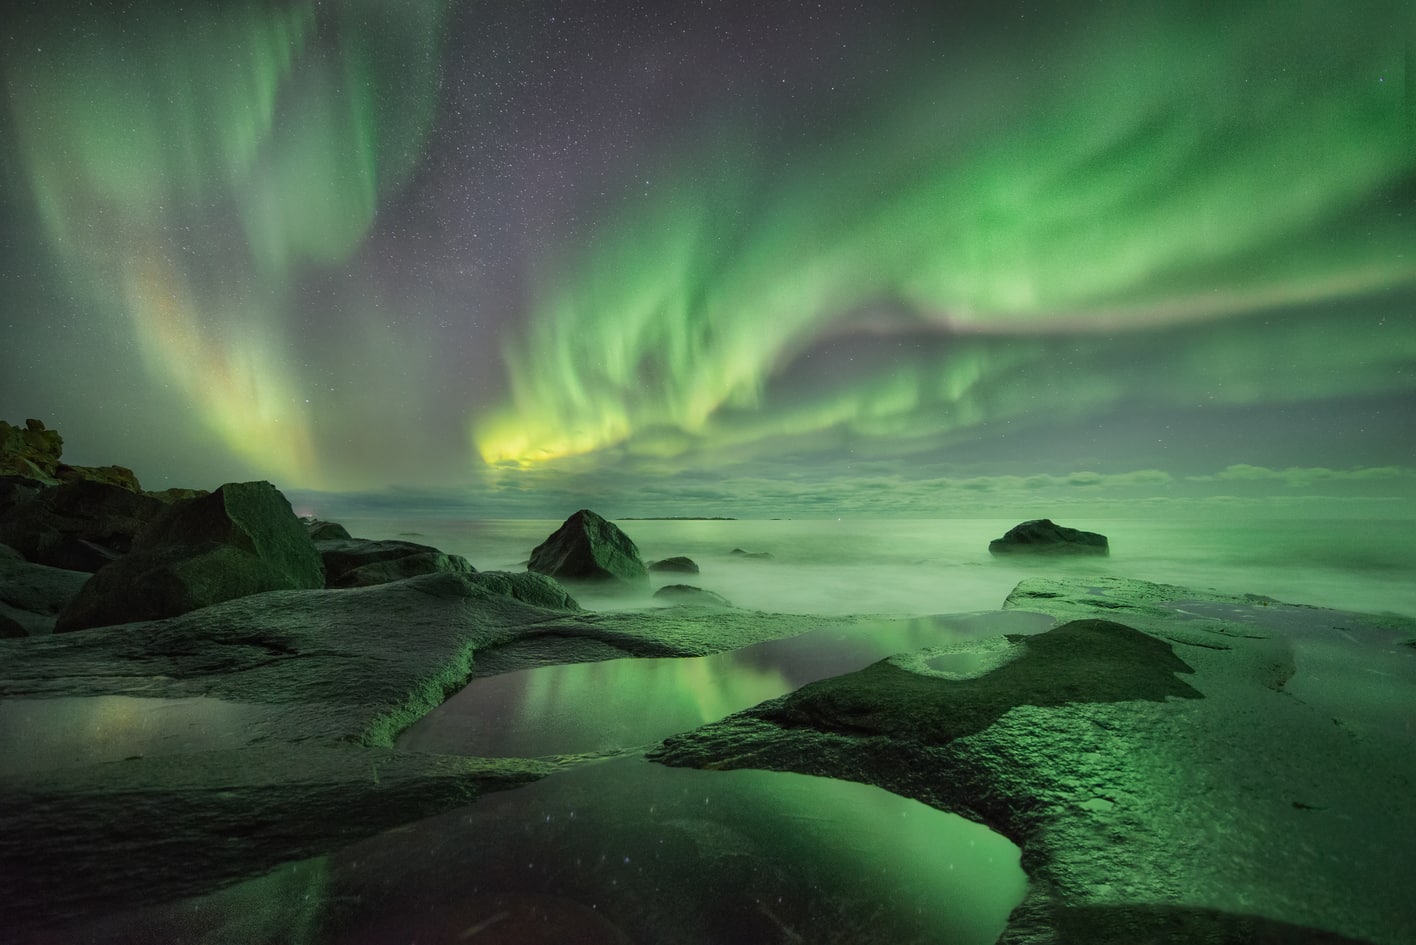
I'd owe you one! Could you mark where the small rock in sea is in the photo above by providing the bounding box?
[653,584,733,607]
[988,519,1109,556]
[648,555,699,574]
[730,547,774,560]
[528,509,648,587]
[305,518,353,541]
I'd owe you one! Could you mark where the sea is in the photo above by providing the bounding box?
[327,516,1416,620]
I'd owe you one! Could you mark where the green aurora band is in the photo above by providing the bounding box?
[4,1,448,487]
[477,3,1415,470]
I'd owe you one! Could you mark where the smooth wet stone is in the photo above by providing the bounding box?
[652,577,1416,945]
[315,536,475,588]
[648,555,699,573]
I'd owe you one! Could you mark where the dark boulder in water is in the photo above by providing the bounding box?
[55,481,325,632]
[730,547,774,560]
[648,555,699,574]
[988,518,1108,556]
[528,509,648,587]
[317,537,475,588]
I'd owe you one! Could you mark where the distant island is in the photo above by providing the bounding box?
[617,516,737,521]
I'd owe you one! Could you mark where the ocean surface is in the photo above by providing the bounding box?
[330,516,1416,620]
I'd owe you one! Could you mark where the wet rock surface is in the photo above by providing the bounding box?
[651,576,1416,945]
[648,555,699,573]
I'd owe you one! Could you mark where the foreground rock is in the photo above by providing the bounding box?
[0,570,837,937]
[988,518,1108,556]
[0,546,89,635]
[528,509,649,587]
[316,537,475,588]
[56,481,324,632]
[651,576,1416,945]
[0,479,166,571]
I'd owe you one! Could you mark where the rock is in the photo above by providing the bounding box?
[528,509,648,587]
[648,555,699,574]
[147,487,210,504]
[0,479,166,571]
[465,570,581,611]
[0,610,27,638]
[0,418,63,482]
[55,481,325,632]
[0,476,45,518]
[0,553,90,635]
[0,571,828,935]
[305,518,352,541]
[730,547,774,560]
[652,584,733,607]
[652,577,1416,945]
[54,463,141,492]
[988,518,1108,556]
[316,537,475,588]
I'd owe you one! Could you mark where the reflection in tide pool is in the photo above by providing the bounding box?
[397,609,1053,756]
[0,696,279,776]
[61,757,1028,945]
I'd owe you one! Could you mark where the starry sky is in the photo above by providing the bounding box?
[2,0,1414,518]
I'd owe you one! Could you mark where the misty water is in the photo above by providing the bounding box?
[331,515,1416,618]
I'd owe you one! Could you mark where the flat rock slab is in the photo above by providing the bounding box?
[0,571,843,937]
[652,576,1416,945]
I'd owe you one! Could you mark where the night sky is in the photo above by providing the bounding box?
[3,1,1413,517]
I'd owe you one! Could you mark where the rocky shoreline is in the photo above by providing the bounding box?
[2,421,1414,944]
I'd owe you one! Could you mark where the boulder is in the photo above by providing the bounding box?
[305,519,352,541]
[147,488,210,504]
[648,555,699,574]
[0,476,46,518]
[0,610,26,638]
[652,584,732,607]
[0,479,166,571]
[55,464,141,492]
[527,509,648,587]
[316,537,475,588]
[730,547,774,560]
[55,481,324,632]
[988,518,1108,556]
[0,552,90,634]
[0,418,63,482]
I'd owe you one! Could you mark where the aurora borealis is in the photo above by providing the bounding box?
[2,0,1414,516]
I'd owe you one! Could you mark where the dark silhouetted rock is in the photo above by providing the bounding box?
[0,479,166,571]
[0,551,90,635]
[528,509,648,587]
[55,463,141,492]
[648,555,699,574]
[653,584,732,607]
[55,481,324,632]
[305,519,352,541]
[0,476,46,518]
[0,419,63,482]
[0,610,26,638]
[988,518,1108,556]
[730,547,774,560]
[317,537,474,588]
[147,488,210,504]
